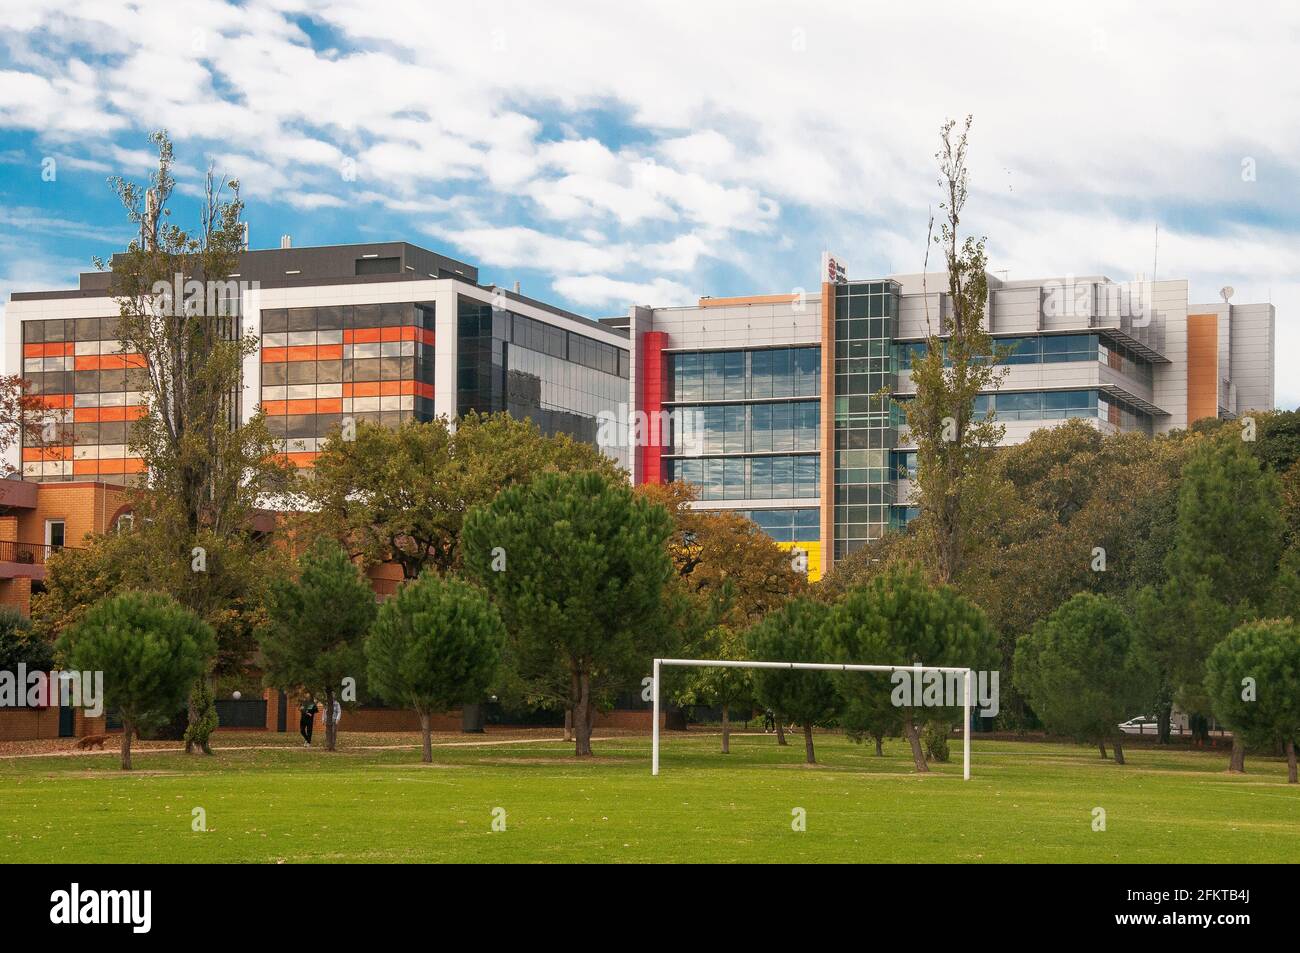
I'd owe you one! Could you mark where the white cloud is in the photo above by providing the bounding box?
[552,275,695,309]
[438,225,628,274]
[1,0,1296,405]
[284,191,347,211]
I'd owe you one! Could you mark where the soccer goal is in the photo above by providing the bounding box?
[650,658,974,780]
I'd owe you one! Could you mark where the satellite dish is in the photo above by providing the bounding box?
[1220,286,1234,303]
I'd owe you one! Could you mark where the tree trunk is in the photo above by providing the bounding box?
[721,704,730,754]
[1156,703,1172,745]
[324,687,337,752]
[803,722,816,764]
[1113,740,1125,765]
[418,711,432,764]
[563,708,573,742]
[775,718,788,746]
[1286,739,1297,784]
[902,713,928,772]
[874,733,884,757]
[184,688,195,754]
[573,668,593,757]
[1229,735,1246,773]
[1098,740,1108,759]
[120,717,133,771]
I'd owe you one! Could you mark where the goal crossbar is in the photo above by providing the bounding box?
[651,658,972,780]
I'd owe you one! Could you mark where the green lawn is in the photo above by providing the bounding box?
[2,732,1296,863]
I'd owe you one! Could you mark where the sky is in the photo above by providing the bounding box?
[0,0,1296,406]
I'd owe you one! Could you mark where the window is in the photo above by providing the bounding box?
[1040,334,1096,363]
[45,519,65,550]
[114,511,134,534]
[995,337,1040,365]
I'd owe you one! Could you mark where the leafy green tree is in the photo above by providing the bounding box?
[973,422,1183,732]
[97,130,293,741]
[903,116,1007,585]
[57,591,215,770]
[824,564,996,771]
[839,674,903,758]
[365,573,504,763]
[747,598,839,764]
[1139,437,1284,771]
[640,481,806,735]
[1244,410,1300,482]
[1014,593,1151,764]
[1206,619,1300,783]
[31,529,151,642]
[262,538,377,751]
[463,470,674,756]
[183,677,218,752]
[33,524,284,752]
[0,607,53,673]
[306,412,623,580]
[674,625,754,754]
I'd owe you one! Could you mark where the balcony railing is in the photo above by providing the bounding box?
[0,540,74,566]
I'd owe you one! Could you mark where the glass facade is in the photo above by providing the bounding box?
[733,508,820,542]
[833,281,900,559]
[662,346,821,502]
[892,449,917,480]
[456,297,628,460]
[969,388,1151,432]
[896,333,1154,387]
[671,347,819,401]
[20,316,150,483]
[260,302,436,466]
[666,455,819,501]
[973,389,1097,421]
[668,401,819,454]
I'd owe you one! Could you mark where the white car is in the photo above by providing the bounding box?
[1118,715,1161,735]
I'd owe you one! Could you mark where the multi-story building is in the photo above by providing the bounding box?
[618,258,1276,578]
[4,241,631,481]
[4,245,1278,585]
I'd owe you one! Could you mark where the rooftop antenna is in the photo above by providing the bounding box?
[1152,225,1158,282]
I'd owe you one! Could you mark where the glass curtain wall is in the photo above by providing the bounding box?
[833,281,900,559]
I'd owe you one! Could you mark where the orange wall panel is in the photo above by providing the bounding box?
[1187,313,1219,423]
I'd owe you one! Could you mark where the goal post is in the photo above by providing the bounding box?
[650,658,972,780]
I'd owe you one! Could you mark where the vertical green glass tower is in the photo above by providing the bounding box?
[832,280,901,560]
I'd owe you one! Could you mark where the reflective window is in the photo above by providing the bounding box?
[668,455,819,501]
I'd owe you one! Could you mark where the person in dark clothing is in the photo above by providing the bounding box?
[299,694,318,746]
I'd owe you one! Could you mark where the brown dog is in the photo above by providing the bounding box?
[74,735,109,750]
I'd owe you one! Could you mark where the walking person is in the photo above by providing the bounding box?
[299,694,318,747]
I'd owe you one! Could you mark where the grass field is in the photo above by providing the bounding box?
[2,730,1297,863]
